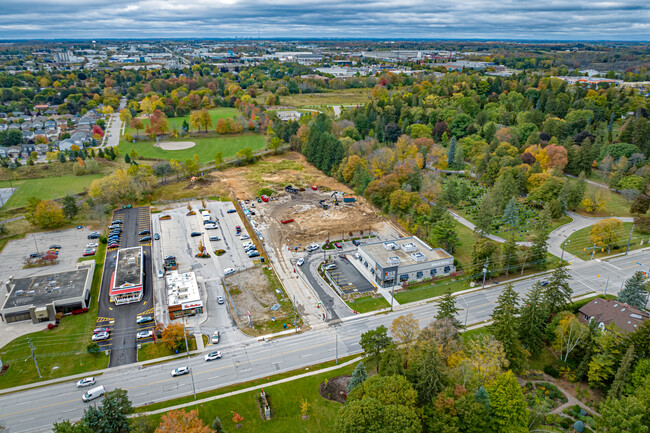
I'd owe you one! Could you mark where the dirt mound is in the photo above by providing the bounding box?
[319,375,351,404]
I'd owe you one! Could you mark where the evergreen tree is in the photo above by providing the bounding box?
[518,282,548,356]
[618,271,648,310]
[447,136,456,167]
[58,152,66,163]
[487,371,528,433]
[575,320,599,382]
[454,141,464,167]
[474,194,494,236]
[491,284,528,371]
[608,345,635,399]
[502,197,519,227]
[124,153,131,164]
[474,386,491,413]
[530,205,552,269]
[81,388,131,433]
[543,261,573,316]
[347,361,368,392]
[435,290,462,329]
[430,213,459,254]
[502,235,518,277]
[442,180,459,206]
[379,343,406,376]
[406,342,447,404]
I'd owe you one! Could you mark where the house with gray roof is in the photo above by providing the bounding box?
[578,298,649,333]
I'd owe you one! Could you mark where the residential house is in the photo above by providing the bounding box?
[35,143,49,155]
[0,123,7,131]
[58,138,76,152]
[22,130,34,142]
[7,146,21,159]
[578,298,649,333]
[0,147,7,158]
[45,129,59,141]
[7,123,20,131]
[70,131,91,145]
[276,110,302,121]
[20,122,33,131]
[21,143,36,155]
[34,129,47,138]
[44,120,56,130]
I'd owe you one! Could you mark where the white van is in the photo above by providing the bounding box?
[201,210,210,218]
[82,385,105,402]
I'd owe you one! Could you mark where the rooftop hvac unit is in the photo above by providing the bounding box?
[387,256,401,266]
[27,290,36,296]
[383,242,398,251]
[401,242,417,252]
[411,252,426,262]
[179,286,188,293]
[128,257,136,265]
[15,290,24,296]
[630,314,644,319]
[178,294,188,300]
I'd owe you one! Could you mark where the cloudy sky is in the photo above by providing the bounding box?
[0,0,649,40]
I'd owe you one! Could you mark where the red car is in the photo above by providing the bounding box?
[107,243,119,249]
[82,250,96,256]
[334,242,342,248]
[93,327,110,334]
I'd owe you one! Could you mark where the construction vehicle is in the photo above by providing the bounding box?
[319,199,329,210]
[285,185,298,194]
[331,191,340,205]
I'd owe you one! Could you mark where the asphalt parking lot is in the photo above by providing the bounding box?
[96,206,153,366]
[324,254,374,295]
[0,226,95,283]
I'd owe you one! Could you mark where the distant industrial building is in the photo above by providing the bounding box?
[166,271,203,320]
[0,261,95,323]
[110,247,144,305]
[356,237,455,288]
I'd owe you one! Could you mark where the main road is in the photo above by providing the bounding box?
[1,249,648,432]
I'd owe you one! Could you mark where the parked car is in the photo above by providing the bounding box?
[540,280,549,286]
[122,204,132,209]
[248,251,260,258]
[239,234,250,240]
[235,225,241,230]
[203,220,217,225]
[139,236,151,242]
[111,220,122,225]
[87,243,99,248]
[224,268,235,276]
[138,230,150,236]
[76,377,96,388]
[244,245,256,252]
[136,330,153,339]
[190,232,201,237]
[157,270,164,278]
[165,255,175,261]
[29,252,41,258]
[324,263,337,271]
[352,240,360,246]
[217,296,225,304]
[212,330,220,344]
[136,316,154,324]
[205,351,222,361]
[171,366,190,377]
[209,236,221,241]
[334,242,342,248]
[82,250,96,257]
[88,232,100,239]
[49,245,62,250]
[154,233,160,240]
[92,332,109,341]
[93,327,110,334]
[296,258,304,266]
[77,225,83,229]
[205,224,217,230]
[227,209,237,213]
[306,244,319,252]
[107,243,119,249]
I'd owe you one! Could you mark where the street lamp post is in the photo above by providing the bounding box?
[560,239,570,263]
[481,258,489,289]
[182,315,197,400]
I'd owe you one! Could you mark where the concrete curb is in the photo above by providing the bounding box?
[132,356,363,417]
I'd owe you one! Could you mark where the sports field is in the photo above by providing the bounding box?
[0,174,104,209]
[118,134,266,163]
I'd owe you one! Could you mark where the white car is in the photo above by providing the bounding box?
[242,242,254,248]
[87,243,99,248]
[239,234,250,240]
[92,332,109,341]
[171,366,190,377]
[204,351,222,361]
[307,244,319,252]
[76,377,96,388]
[223,268,235,276]
[296,258,304,266]
[136,330,153,339]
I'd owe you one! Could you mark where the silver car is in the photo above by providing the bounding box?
[76,377,96,388]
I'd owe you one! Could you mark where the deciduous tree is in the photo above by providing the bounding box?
[390,313,420,347]
[487,371,528,433]
[34,200,65,228]
[553,311,588,363]
[596,396,649,433]
[161,322,189,351]
[590,218,624,253]
[155,409,211,433]
[359,325,392,371]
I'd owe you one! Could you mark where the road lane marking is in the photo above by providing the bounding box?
[2,397,79,417]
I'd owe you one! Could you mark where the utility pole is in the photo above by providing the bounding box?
[481,258,489,289]
[26,339,41,378]
[182,315,197,400]
[603,276,610,297]
[590,243,597,260]
[625,224,635,255]
[390,284,395,311]
[560,239,571,263]
[335,333,338,365]
[293,295,298,333]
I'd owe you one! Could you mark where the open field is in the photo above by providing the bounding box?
[118,134,265,163]
[265,88,372,108]
[124,108,241,136]
[150,177,230,203]
[565,221,648,260]
[0,174,104,209]
[0,243,107,389]
[576,184,633,217]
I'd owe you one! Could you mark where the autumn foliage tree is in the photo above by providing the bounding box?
[155,409,211,433]
[149,110,169,138]
[34,200,65,229]
[590,218,624,253]
[161,322,189,351]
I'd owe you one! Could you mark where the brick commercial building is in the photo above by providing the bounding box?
[166,271,203,320]
[110,247,144,305]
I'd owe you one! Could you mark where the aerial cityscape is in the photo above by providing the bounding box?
[0,2,649,432]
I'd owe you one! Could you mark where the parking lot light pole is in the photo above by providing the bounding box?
[182,315,197,400]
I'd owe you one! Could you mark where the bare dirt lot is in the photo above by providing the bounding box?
[225,266,292,335]
[158,141,196,150]
[214,152,388,247]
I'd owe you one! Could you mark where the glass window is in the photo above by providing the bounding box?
[399,274,409,282]
[430,269,437,276]
[416,271,423,278]
[444,266,450,273]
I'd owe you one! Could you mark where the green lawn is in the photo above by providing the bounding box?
[118,134,265,164]
[576,184,633,217]
[346,295,390,313]
[565,221,648,260]
[0,244,108,390]
[125,108,241,136]
[0,174,103,209]
[393,277,471,304]
[137,338,197,362]
[142,362,357,433]
[452,219,478,269]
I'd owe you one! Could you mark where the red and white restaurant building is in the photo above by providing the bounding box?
[166,270,203,320]
[109,247,144,305]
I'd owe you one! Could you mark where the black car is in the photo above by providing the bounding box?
[140,236,151,242]
[352,240,360,246]
[154,233,160,240]
[138,230,150,236]
[190,232,201,237]
[227,209,236,213]
[111,220,122,225]
[88,233,100,239]
[164,255,176,261]
[29,252,41,258]
[49,244,62,250]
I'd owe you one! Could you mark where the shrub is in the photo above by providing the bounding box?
[574,420,585,432]
[259,187,275,197]
[543,365,560,378]
[47,323,55,330]
[560,417,573,429]
[86,342,101,354]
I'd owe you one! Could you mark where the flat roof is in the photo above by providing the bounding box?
[167,271,201,307]
[2,268,90,309]
[359,236,451,268]
[112,247,142,293]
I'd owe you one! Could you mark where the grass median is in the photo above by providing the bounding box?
[345,295,389,313]
[0,243,108,390]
